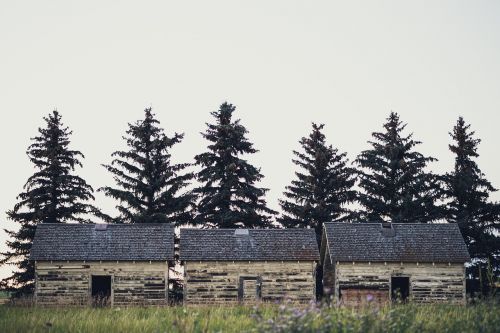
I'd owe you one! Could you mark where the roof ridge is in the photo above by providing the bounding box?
[324,222,458,226]
[37,223,173,227]
[180,228,315,231]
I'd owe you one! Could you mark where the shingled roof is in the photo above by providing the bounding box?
[180,228,319,261]
[30,223,174,261]
[323,222,470,263]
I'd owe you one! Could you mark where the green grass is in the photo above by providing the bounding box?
[0,303,499,333]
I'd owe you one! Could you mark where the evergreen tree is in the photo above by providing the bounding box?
[1,110,98,295]
[194,102,276,228]
[278,123,357,238]
[355,112,442,223]
[441,117,500,283]
[100,108,194,224]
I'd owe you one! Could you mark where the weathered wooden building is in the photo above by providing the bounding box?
[30,223,174,306]
[180,228,319,305]
[320,223,470,306]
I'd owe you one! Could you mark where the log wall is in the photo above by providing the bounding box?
[184,261,316,305]
[35,261,168,306]
[328,262,465,306]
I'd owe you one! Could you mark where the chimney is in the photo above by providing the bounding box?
[380,222,395,237]
[234,229,249,236]
[95,224,108,231]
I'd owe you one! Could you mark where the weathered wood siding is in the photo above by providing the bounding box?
[341,288,388,307]
[35,261,168,306]
[184,261,316,305]
[327,262,465,306]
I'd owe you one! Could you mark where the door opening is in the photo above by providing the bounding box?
[238,277,261,303]
[391,276,410,303]
[91,275,112,306]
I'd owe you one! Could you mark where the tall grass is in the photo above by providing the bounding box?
[0,303,499,333]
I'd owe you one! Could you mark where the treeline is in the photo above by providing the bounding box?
[1,102,499,296]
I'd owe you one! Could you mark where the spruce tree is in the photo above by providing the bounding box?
[194,102,276,228]
[355,112,442,223]
[278,123,357,238]
[100,108,195,224]
[1,110,98,295]
[441,117,500,284]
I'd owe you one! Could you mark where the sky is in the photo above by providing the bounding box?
[1,0,499,280]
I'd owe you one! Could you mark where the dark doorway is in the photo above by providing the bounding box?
[316,265,324,301]
[91,275,112,306]
[391,276,410,303]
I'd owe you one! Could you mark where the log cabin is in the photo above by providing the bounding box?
[30,223,174,306]
[180,228,319,305]
[320,222,470,306]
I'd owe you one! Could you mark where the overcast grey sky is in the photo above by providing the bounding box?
[1,1,499,279]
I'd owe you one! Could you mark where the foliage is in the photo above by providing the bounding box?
[0,303,500,333]
[1,111,98,296]
[355,112,442,223]
[194,102,276,228]
[279,123,357,239]
[441,117,500,286]
[100,108,195,224]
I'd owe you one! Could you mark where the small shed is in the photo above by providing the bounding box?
[180,228,319,305]
[320,222,470,306]
[30,223,174,306]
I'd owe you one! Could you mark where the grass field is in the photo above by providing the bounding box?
[0,302,499,333]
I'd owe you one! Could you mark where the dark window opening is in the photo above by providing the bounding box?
[92,275,112,307]
[391,276,410,303]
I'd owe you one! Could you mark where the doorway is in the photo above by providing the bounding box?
[391,276,410,303]
[91,275,112,306]
[238,277,262,303]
